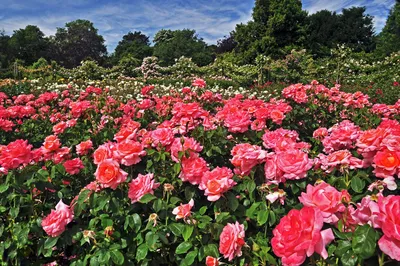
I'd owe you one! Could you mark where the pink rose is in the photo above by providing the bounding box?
[219,222,245,261]
[151,128,175,149]
[41,200,74,237]
[299,182,349,224]
[192,78,206,88]
[180,156,209,185]
[231,143,267,176]
[373,149,400,178]
[128,173,160,203]
[170,137,203,163]
[351,196,380,228]
[0,139,32,170]
[95,159,128,189]
[272,207,335,266]
[114,140,146,166]
[172,199,194,220]
[224,110,251,133]
[76,140,93,155]
[377,195,400,261]
[274,149,313,181]
[63,158,84,175]
[199,167,236,201]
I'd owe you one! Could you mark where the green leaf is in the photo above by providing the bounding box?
[132,214,142,233]
[44,237,59,249]
[136,244,148,261]
[139,193,157,204]
[204,244,219,258]
[199,206,207,215]
[341,250,358,266]
[335,240,352,257]
[152,199,163,213]
[176,242,192,254]
[111,250,124,265]
[351,176,365,193]
[182,250,197,265]
[352,225,379,259]
[226,192,239,211]
[182,225,194,241]
[257,210,269,226]
[169,223,184,236]
[0,183,9,193]
[173,163,181,175]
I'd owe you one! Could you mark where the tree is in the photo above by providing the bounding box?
[0,31,11,69]
[306,10,340,56]
[336,7,375,52]
[8,25,48,65]
[233,0,307,63]
[377,0,400,56]
[152,29,213,66]
[216,32,237,54]
[52,20,107,68]
[114,31,152,63]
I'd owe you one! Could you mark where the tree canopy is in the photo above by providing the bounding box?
[153,29,214,66]
[114,31,152,63]
[52,20,107,68]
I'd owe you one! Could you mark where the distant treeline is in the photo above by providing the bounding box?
[0,0,399,70]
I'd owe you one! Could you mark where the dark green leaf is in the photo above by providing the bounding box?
[176,242,192,254]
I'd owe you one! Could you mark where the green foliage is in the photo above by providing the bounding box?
[8,25,49,66]
[114,31,153,64]
[153,29,214,66]
[376,1,400,56]
[52,19,107,68]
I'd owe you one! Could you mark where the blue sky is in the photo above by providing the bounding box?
[0,0,395,52]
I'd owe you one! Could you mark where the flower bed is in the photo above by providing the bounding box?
[0,80,399,265]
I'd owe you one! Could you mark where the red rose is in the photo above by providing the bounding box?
[114,140,146,166]
[76,140,93,155]
[43,135,61,153]
[206,256,219,266]
[0,139,32,170]
[180,156,209,185]
[63,158,84,175]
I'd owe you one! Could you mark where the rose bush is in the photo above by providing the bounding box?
[0,80,399,265]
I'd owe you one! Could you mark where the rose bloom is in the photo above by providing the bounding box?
[192,78,206,88]
[53,121,67,134]
[76,139,93,155]
[114,140,146,166]
[43,135,61,153]
[276,149,313,181]
[313,127,328,140]
[93,143,115,165]
[224,110,251,133]
[199,167,236,201]
[219,222,245,261]
[0,139,32,170]
[180,156,209,185]
[231,143,267,176]
[172,199,194,220]
[373,149,400,178]
[377,195,400,261]
[52,147,71,164]
[270,109,285,124]
[41,200,74,237]
[272,207,335,266]
[206,256,219,266]
[299,182,349,224]
[63,158,84,175]
[128,173,160,203]
[170,137,203,163]
[141,85,155,95]
[95,159,128,190]
[151,128,175,149]
[351,196,380,228]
